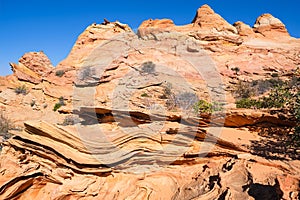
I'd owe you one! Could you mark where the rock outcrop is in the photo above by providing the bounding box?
[233,21,256,37]
[0,110,299,199]
[56,21,132,70]
[10,51,53,84]
[138,5,242,45]
[192,4,237,34]
[253,13,290,38]
[0,4,299,200]
[18,51,53,76]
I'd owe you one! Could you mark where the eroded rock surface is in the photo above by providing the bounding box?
[0,4,299,200]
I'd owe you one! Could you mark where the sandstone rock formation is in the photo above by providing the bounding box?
[233,21,255,37]
[10,51,53,84]
[253,13,290,38]
[192,4,237,34]
[0,4,299,200]
[56,21,132,70]
[1,109,299,199]
[18,51,53,76]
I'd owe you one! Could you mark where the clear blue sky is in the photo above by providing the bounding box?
[0,0,299,76]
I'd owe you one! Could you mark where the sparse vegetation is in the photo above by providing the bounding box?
[30,99,36,107]
[160,82,173,100]
[62,115,81,126]
[55,70,65,77]
[236,84,292,109]
[236,98,258,109]
[160,82,176,109]
[159,83,223,114]
[231,67,240,75]
[233,78,285,99]
[271,72,279,78]
[233,80,256,99]
[193,100,223,114]
[15,85,28,95]
[141,93,149,97]
[235,73,300,148]
[53,103,62,111]
[53,96,66,112]
[175,92,199,111]
[0,112,12,149]
[79,67,95,80]
[141,61,156,74]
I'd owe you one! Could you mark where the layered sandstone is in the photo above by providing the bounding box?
[253,13,290,38]
[0,4,299,200]
[9,51,53,84]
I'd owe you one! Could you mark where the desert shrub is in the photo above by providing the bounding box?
[175,92,199,111]
[30,99,36,107]
[193,100,223,114]
[15,85,28,95]
[58,96,65,106]
[255,78,284,94]
[236,98,258,109]
[53,96,66,111]
[160,82,173,99]
[236,75,300,148]
[79,67,95,80]
[271,73,279,78]
[53,103,61,111]
[141,61,156,74]
[236,85,292,109]
[289,75,300,87]
[288,90,300,147]
[55,70,65,77]
[62,115,81,126]
[141,93,149,97]
[233,80,255,99]
[231,67,240,75]
[0,112,12,149]
[160,83,176,109]
[233,78,286,99]
[0,112,10,137]
[164,83,173,96]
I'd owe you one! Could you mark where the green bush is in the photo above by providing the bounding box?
[53,97,66,111]
[141,93,149,97]
[53,103,62,111]
[235,75,300,148]
[15,85,28,95]
[236,98,258,108]
[55,70,65,77]
[236,85,291,109]
[193,100,223,114]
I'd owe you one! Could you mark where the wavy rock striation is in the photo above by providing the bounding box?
[0,4,299,200]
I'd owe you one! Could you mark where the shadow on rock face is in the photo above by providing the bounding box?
[248,182,283,200]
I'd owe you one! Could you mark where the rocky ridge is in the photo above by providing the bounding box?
[0,4,299,200]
